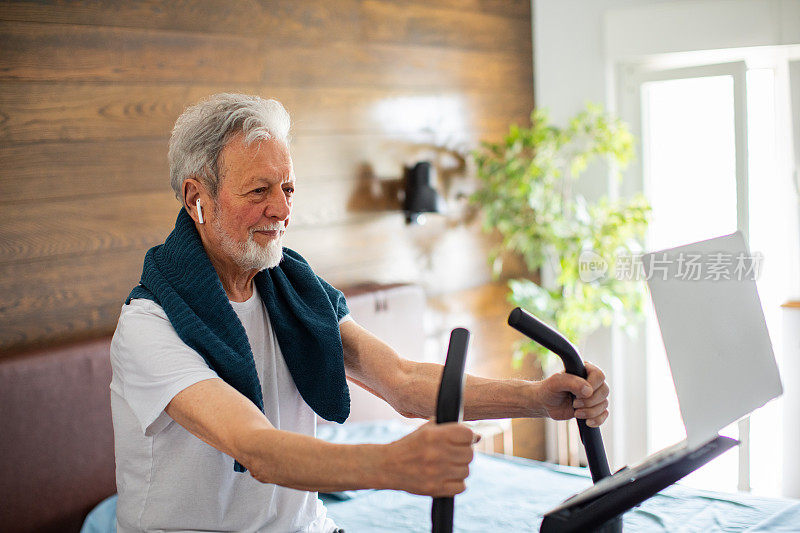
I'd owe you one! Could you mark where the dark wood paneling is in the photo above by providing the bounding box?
[0,83,256,143]
[0,0,529,51]
[0,21,264,83]
[0,41,533,89]
[377,0,530,19]
[0,21,529,85]
[261,42,532,91]
[0,125,520,204]
[0,1,358,44]
[0,248,144,353]
[0,0,533,362]
[0,140,169,202]
[0,192,176,263]
[0,83,530,142]
[360,0,530,52]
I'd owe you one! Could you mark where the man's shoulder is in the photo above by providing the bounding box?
[120,297,169,322]
[110,296,211,382]
[112,298,181,356]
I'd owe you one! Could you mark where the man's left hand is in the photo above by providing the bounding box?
[534,362,609,427]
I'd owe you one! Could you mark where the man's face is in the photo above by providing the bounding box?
[206,134,294,271]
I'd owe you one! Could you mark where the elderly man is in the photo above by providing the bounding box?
[110,93,610,532]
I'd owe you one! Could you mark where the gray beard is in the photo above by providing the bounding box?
[213,217,284,271]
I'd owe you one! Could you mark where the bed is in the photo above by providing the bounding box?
[3,283,798,532]
[80,420,800,532]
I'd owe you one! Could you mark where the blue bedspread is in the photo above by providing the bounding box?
[317,422,799,532]
[82,421,799,532]
[320,452,799,532]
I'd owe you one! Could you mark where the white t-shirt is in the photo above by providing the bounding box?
[110,290,348,532]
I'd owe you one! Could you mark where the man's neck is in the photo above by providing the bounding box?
[219,269,258,302]
[200,233,259,302]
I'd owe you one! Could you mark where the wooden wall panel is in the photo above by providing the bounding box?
[0,249,145,351]
[0,23,531,88]
[0,0,528,50]
[260,43,532,91]
[0,21,264,83]
[0,1,358,44]
[0,140,168,202]
[0,83,248,142]
[379,0,530,19]
[0,84,529,142]
[0,123,516,204]
[0,192,176,262]
[0,0,534,362]
[361,1,531,52]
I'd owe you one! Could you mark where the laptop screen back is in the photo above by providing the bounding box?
[643,231,783,447]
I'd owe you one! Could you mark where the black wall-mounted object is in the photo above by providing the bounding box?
[404,162,446,224]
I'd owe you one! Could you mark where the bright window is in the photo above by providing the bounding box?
[638,64,791,496]
[641,73,740,492]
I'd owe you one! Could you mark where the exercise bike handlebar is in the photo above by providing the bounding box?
[432,328,470,533]
[508,308,612,483]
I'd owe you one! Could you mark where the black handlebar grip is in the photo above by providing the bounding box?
[432,328,470,533]
[508,308,585,377]
[508,308,612,483]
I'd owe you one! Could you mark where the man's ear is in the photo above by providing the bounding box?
[182,178,208,225]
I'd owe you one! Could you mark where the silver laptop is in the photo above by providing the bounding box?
[555,231,783,506]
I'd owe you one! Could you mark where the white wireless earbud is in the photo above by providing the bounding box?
[196,199,204,224]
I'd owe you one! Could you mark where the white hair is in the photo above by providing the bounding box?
[168,93,291,199]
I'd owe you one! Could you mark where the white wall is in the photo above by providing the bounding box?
[535,0,800,124]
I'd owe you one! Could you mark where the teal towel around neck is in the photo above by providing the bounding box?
[127,208,350,472]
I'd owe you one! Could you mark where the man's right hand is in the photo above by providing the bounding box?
[382,421,476,497]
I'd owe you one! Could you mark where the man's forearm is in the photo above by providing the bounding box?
[167,377,474,496]
[237,428,388,492]
[463,375,545,420]
[236,422,475,497]
[387,360,544,421]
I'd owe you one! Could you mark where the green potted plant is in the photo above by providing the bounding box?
[471,103,651,366]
